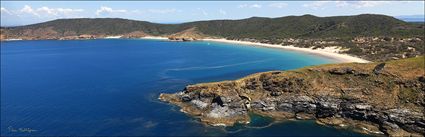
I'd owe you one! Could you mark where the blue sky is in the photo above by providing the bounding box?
[1,1,424,26]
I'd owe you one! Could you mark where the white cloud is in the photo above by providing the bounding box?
[12,5,85,18]
[1,7,12,15]
[20,5,39,16]
[251,4,262,8]
[238,4,262,8]
[219,9,226,15]
[335,1,349,7]
[37,7,56,15]
[353,1,390,8]
[303,1,330,10]
[56,8,84,14]
[303,1,392,10]
[39,7,84,17]
[269,3,288,8]
[95,6,127,16]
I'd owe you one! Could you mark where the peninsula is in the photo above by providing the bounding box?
[160,57,424,136]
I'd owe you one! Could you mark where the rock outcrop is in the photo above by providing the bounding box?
[122,31,148,38]
[167,27,206,41]
[160,57,425,136]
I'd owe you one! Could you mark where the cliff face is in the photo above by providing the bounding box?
[159,57,425,136]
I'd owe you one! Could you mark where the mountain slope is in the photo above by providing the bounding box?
[2,18,179,38]
[2,14,423,40]
[179,14,423,39]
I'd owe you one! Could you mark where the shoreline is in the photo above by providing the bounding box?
[139,36,169,40]
[201,38,370,63]
[159,56,424,136]
[2,36,370,63]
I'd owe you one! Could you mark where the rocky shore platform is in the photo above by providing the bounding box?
[160,57,425,136]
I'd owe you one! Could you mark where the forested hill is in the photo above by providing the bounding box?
[2,14,424,40]
[185,14,423,39]
[2,14,424,61]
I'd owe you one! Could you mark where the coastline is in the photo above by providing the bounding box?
[159,56,424,136]
[3,38,23,41]
[201,38,370,63]
[2,36,370,63]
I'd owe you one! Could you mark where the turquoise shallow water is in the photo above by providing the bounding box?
[1,39,365,136]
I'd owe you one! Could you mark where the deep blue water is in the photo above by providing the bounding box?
[1,39,365,136]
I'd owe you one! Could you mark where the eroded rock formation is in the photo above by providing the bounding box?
[160,57,425,136]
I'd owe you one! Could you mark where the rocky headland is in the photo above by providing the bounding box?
[160,57,425,136]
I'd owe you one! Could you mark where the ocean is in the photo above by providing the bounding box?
[1,39,366,136]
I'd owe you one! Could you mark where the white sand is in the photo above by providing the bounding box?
[4,38,23,41]
[104,36,123,39]
[202,38,370,63]
[140,36,169,40]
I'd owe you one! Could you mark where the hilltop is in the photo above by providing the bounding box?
[160,56,425,136]
[2,14,423,39]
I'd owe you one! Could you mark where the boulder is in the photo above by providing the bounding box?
[373,63,385,75]
[329,67,354,75]
[418,76,425,83]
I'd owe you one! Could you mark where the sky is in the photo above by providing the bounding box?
[1,1,424,26]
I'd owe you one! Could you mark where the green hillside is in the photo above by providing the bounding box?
[3,14,424,39]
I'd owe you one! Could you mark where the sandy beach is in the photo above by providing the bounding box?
[4,38,23,41]
[202,38,370,63]
[138,36,370,63]
[104,36,123,39]
[3,35,370,63]
[140,36,169,40]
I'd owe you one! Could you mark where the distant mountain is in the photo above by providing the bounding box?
[2,14,423,40]
[396,15,425,22]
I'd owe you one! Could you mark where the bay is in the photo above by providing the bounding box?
[1,39,365,136]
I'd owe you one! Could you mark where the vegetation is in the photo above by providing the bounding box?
[3,14,424,39]
[160,56,425,136]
